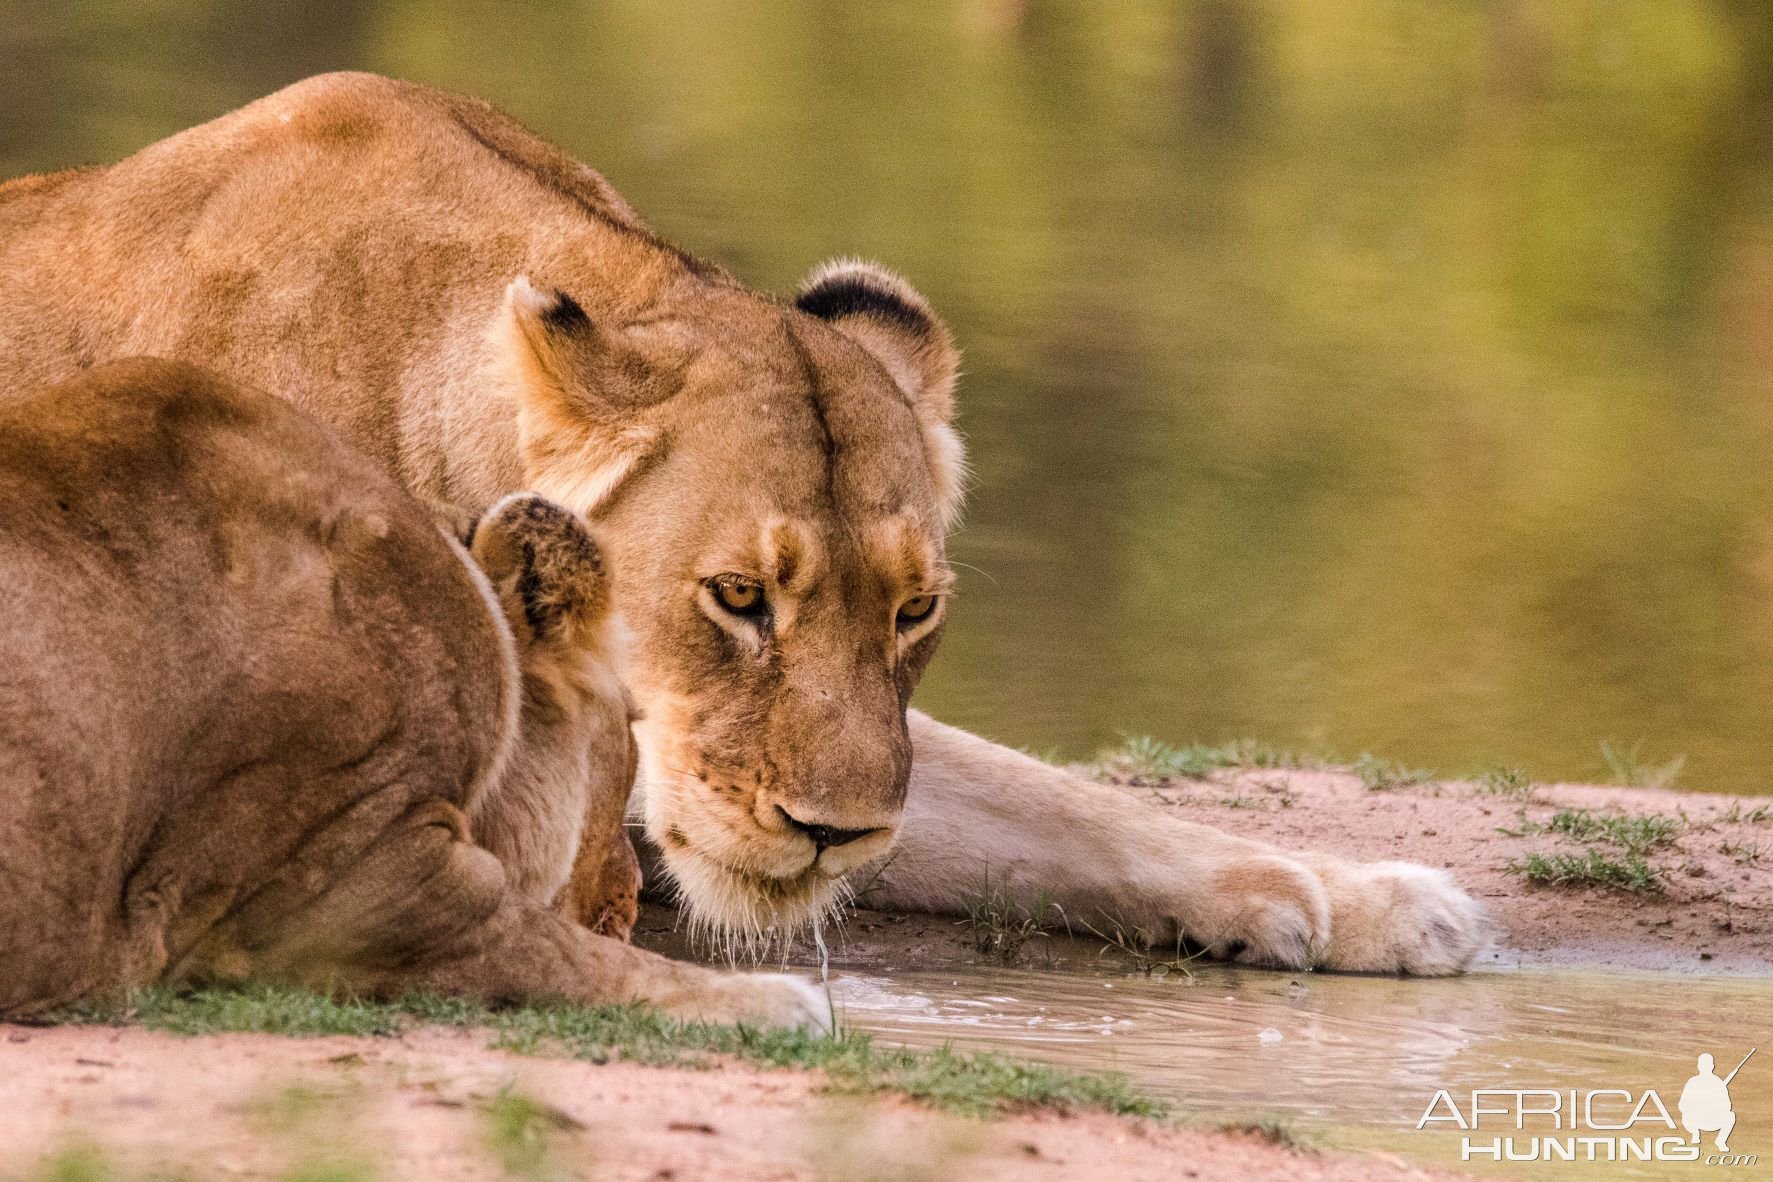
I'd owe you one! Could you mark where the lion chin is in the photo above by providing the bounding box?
[654,840,851,957]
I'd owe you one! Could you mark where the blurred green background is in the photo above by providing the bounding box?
[5,1,1772,791]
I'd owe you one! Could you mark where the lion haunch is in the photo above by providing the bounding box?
[0,359,825,1028]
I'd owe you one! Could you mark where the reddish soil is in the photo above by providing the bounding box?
[0,1025,1467,1182]
[1112,769,1773,974]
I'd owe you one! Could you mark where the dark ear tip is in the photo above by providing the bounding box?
[491,493,598,568]
[540,289,592,333]
[485,493,610,638]
[795,261,934,340]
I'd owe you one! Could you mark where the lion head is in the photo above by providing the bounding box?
[491,259,962,942]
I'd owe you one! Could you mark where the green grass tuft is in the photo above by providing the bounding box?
[1352,752,1431,791]
[1722,840,1761,865]
[33,1147,117,1182]
[1599,740,1685,789]
[1101,735,1318,780]
[31,1136,372,1182]
[60,987,408,1037]
[958,873,1065,963]
[483,1086,581,1180]
[1543,808,1681,855]
[1220,1115,1312,1151]
[1073,912,1204,979]
[1506,849,1662,893]
[55,986,1165,1122]
[279,1165,375,1182]
[1104,736,1452,793]
[1475,765,1534,798]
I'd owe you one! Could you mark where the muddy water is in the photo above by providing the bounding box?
[832,962,1771,1179]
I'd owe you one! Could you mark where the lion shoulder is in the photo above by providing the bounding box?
[0,357,517,779]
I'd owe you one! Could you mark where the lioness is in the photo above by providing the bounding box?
[0,73,1487,974]
[0,358,823,1028]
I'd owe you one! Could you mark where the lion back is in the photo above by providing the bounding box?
[0,358,515,1014]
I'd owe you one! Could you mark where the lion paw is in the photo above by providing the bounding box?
[1301,856,1491,975]
[1173,852,1488,975]
[688,972,834,1034]
[1187,854,1334,970]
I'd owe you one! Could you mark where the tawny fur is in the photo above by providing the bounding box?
[0,360,824,1029]
[0,74,1488,974]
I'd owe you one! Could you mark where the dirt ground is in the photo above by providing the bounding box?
[6,771,1766,1182]
[0,1025,1466,1182]
[1121,767,1773,974]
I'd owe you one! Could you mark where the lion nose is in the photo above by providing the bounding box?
[777,807,883,851]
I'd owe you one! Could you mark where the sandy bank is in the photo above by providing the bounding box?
[0,1024,1467,1182]
[1121,768,1773,974]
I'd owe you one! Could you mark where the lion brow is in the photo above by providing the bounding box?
[865,515,949,594]
[760,516,825,593]
[923,565,959,595]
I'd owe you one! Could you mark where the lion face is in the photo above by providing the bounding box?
[496,260,963,939]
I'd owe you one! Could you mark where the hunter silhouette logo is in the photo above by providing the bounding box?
[1681,1049,1754,1153]
[1416,1045,1759,1166]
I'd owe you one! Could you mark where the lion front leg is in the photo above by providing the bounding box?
[867,712,1488,975]
[372,807,828,1028]
[237,798,829,1030]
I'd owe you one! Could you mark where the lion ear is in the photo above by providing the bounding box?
[494,276,665,518]
[795,260,966,528]
[471,492,614,646]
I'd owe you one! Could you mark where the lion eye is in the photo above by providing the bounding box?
[711,579,766,617]
[896,594,938,628]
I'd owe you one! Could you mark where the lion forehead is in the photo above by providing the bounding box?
[645,350,946,532]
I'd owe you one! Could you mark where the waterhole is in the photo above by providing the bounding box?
[832,961,1770,1179]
